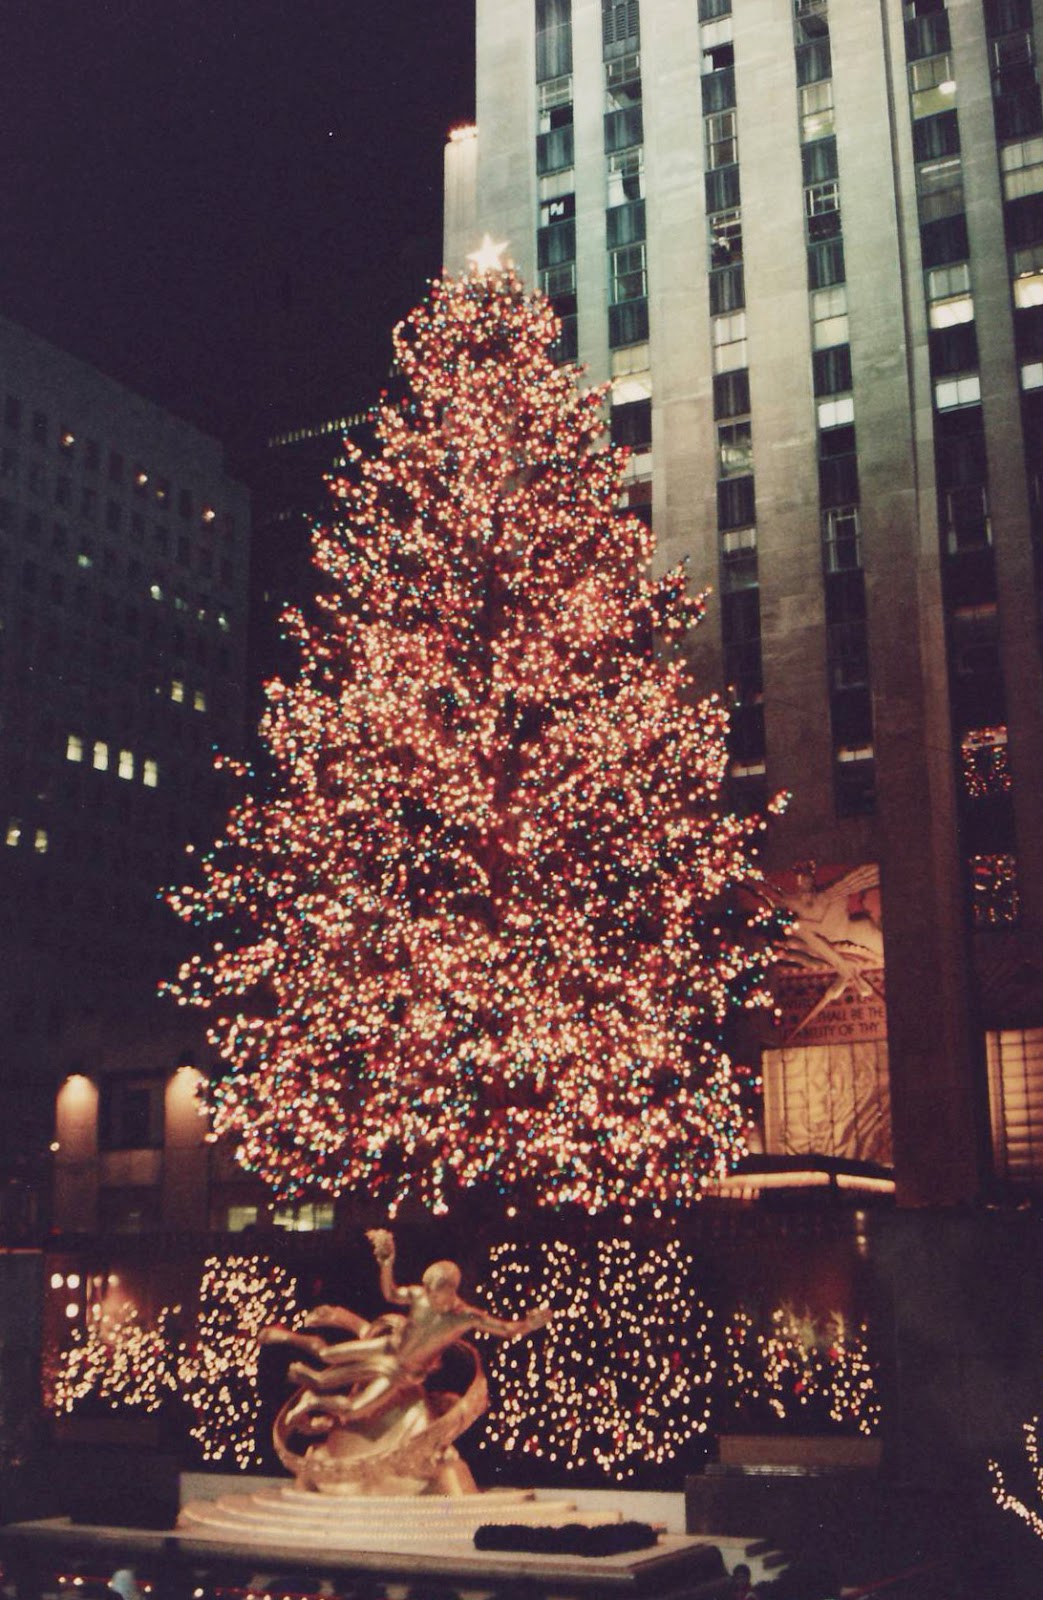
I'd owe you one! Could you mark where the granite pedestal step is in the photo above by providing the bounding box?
[179,1485,626,1548]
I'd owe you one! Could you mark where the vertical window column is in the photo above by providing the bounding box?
[536,0,577,363]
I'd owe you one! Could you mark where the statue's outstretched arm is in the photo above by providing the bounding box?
[367,1227,411,1306]
[471,1305,552,1340]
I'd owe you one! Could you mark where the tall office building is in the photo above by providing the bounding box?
[0,315,250,1225]
[445,0,1043,1205]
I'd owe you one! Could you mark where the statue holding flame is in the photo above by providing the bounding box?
[259,1229,551,1495]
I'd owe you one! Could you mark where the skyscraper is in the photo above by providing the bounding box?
[0,314,250,1224]
[444,0,1043,1205]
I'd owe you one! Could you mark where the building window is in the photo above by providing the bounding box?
[835,745,876,816]
[272,1201,336,1233]
[935,373,982,410]
[808,237,846,289]
[708,207,743,267]
[712,310,748,373]
[811,283,849,349]
[66,734,84,763]
[988,1029,1043,1184]
[813,343,852,395]
[709,264,745,314]
[713,368,750,419]
[799,79,835,141]
[913,108,960,161]
[909,53,956,119]
[823,505,861,571]
[92,740,109,772]
[225,1204,260,1234]
[607,146,645,204]
[720,524,758,590]
[142,758,159,788]
[717,474,756,530]
[34,828,48,854]
[611,398,652,449]
[818,396,855,430]
[100,1074,164,1150]
[718,419,753,477]
[118,749,134,781]
[610,242,647,302]
[970,853,1021,927]
[917,155,964,221]
[705,109,738,168]
[961,725,1010,798]
[5,821,20,848]
[1001,135,1043,199]
[942,484,991,552]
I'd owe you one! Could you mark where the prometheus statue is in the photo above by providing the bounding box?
[259,1228,551,1495]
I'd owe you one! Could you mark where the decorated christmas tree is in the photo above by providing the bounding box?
[166,251,781,1215]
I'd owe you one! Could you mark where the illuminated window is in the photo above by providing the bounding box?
[909,53,956,118]
[987,1028,1043,1183]
[217,611,231,633]
[66,734,84,763]
[970,853,1020,928]
[930,292,974,327]
[201,505,216,525]
[142,758,158,788]
[5,820,20,847]
[192,688,206,712]
[225,1204,260,1233]
[800,79,835,141]
[935,373,981,410]
[717,419,752,477]
[1000,135,1043,200]
[150,582,163,602]
[170,679,185,703]
[118,749,134,781]
[1022,362,1043,389]
[712,310,748,373]
[92,740,109,772]
[811,283,849,349]
[34,828,48,854]
[272,1201,336,1233]
[961,726,1010,799]
[818,395,855,429]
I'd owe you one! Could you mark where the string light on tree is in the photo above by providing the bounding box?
[180,1255,299,1469]
[722,1305,881,1437]
[474,1237,715,1479]
[164,263,785,1214]
[990,1417,1043,1541]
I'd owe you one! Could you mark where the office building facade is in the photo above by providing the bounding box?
[0,314,250,1228]
[445,0,1043,1204]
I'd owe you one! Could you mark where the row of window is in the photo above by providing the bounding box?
[0,394,236,537]
[0,496,238,584]
[4,552,233,636]
[66,735,159,787]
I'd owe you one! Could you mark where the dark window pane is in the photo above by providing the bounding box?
[611,398,652,448]
[606,200,646,248]
[709,264,746,314]
[819,452,860,506]
[604,105,644,152]
[705,164,741,213]
[813,344,853,396]
[796,39,832,84]
[905,11,950,58]
[717,474,756,530]
[701,67,736,114]
[920,212,969,267]
[913,111,960,161]
[714,369,750,420]
[808,238,846,288]
[802,137,838,184]
[929,322,979,375]
[608,298,649,347]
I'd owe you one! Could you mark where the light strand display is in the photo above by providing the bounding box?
[475,1237,716,1477]
[163,260,785,1214]
[50,1255,298,1469]
[722,1304,881,1437]
[990,1417,1043,1542]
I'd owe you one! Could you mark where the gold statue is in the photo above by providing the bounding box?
[259,1229,551,1496]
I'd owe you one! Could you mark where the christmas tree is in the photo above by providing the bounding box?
[166,253,781,1214]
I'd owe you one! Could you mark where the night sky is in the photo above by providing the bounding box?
[0,1,476,481]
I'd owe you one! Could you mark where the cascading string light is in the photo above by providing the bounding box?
[721,1304,881,1437]
[474,1237,716,1478]
[990,1416,1043,1541]
[161,260,788,1213]
[49,1255,298,1470]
